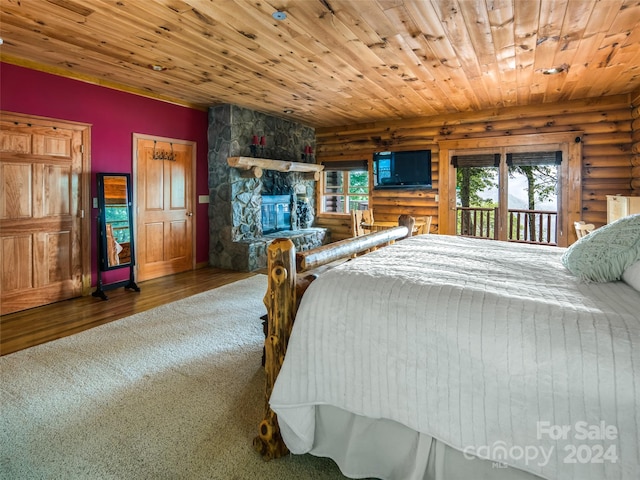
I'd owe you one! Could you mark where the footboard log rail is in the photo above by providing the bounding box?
[254,226,408,460]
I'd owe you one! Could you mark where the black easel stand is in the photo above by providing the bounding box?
[92,264,140,300]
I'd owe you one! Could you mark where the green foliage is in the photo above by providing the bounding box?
[457,165,557,210]
[456,167,498,207]
[105,206,129,222]
[348,171,368,194]
[509,165,557,209]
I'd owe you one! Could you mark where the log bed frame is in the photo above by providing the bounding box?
[253,224,410,460]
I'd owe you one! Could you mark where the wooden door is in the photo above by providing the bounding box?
[135,135,195,281]
[0,112,91,315]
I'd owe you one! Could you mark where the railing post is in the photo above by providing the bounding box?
[254,238,296,460]
[538,213,543,243]
[509,211,513,240]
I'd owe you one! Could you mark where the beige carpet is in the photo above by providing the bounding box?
[0,275,347,479]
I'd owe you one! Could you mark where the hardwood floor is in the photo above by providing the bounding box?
[0,267,256,356]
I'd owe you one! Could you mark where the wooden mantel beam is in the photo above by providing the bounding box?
[227,156,324,174]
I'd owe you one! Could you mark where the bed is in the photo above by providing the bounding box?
[253,220,640,480]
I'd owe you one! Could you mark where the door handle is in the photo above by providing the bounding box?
[186,212,193,217]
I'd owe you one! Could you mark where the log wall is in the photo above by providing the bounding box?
[632,89,640,193]
[315,95,634,240]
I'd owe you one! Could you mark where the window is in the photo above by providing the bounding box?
[320,160,369,213]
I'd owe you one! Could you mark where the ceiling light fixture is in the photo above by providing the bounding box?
[149,64,167,72]
[272,11,287,21]
[542,65,566,75]
[283,109,294,114]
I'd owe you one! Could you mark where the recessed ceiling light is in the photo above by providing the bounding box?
[0,38,4,45]
[149,64,167,71]
[283,109,294,114]
[542,66,565,75]
[272,11,287,21]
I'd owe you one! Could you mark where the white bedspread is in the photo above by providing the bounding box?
[270,235,640,480]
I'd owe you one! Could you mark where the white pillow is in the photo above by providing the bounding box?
[622,260,640,292]
[561,214,640,282]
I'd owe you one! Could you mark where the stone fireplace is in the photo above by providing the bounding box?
[208,104,330,271]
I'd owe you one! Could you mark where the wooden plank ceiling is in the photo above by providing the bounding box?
[1,0,639,127]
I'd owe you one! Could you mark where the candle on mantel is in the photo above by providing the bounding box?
[252,135,259,145]
[260,136,266,146]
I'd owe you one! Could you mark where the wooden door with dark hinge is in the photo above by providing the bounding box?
[0,112,90,315]
[134,135,195,282]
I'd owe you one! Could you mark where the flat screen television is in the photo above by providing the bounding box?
[373,149,432,189]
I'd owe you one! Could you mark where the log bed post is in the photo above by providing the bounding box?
[254,227,409,460]
[253,238,296,460]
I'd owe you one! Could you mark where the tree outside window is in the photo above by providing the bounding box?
[321,169,369,213]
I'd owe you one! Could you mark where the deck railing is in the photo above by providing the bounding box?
[457,207,558,245]
[458,206,498,239]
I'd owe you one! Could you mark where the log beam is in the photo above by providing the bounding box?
[302,171,321,181]
[228,156,324,174]
[297,227,408,271]
[240,166,263,178]
[253,238,296,460]
[254,227,409,460]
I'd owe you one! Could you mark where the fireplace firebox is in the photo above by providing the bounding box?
[261,195,291,234]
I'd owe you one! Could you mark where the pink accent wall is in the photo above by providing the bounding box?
[1,62,210,287]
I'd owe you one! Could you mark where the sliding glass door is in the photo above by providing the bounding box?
[438,133,581,246]
[453,149,560,245]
